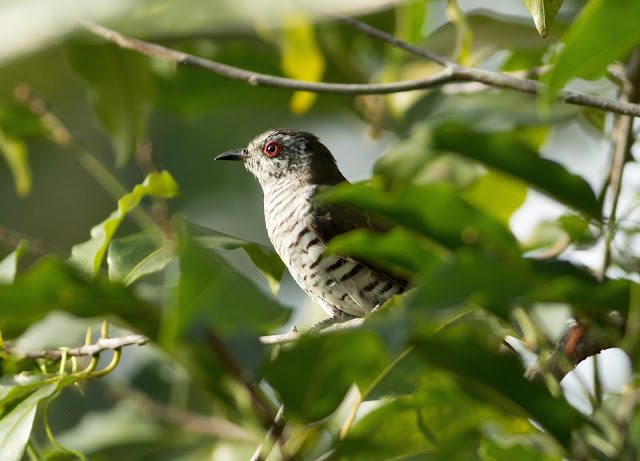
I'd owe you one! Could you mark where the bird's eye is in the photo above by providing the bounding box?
[263,141,282,157]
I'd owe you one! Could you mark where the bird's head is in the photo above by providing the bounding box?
[215,129,346,188]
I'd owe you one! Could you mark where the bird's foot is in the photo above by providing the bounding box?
[309,312,356,333]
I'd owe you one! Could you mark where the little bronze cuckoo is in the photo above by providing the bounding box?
[216,128,408,321]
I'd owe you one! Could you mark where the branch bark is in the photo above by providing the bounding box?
[80,20,640,118]
[3,334,148,360]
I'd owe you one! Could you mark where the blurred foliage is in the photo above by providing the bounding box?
[0,1,639,460]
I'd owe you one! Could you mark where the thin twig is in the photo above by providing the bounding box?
[109,386,254,441]
[601,48,640,279]
[205,330,291,461]
[3,334,148,360]
[250,405,285,461]
[259,317,365,345]
[80,20,640,118]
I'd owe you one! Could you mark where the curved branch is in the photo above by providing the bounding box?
[3,334,148,360]
[81,20,640,118]
[259,317,365,345]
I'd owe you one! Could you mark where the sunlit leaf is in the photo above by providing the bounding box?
[432,123,601,219]
[543,0,640,104]
[70,171,180,277]
[411,325,587,450]
[0,127,31,197]
[0,240,28,284]
[0,383,57,461]
[66,43,154,166]
[281,15,325,114]
[461,170,528,226]
[521,0,564,38]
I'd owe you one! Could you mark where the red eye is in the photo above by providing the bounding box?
[263,141,282,157]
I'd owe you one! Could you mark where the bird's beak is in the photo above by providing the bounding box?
[215,148,248,162]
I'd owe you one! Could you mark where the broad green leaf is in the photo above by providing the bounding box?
[189,221,285,295]
[461,170,528,226]
[263,330,388,423]
[446,0,472,64]
[160,235,290,348]
[107,233,175,286]
[108,222,285,293]
[0,127,31,197]
[543,0,640,104]
[522,0,564,38]
[327,227,443,277]
[281,15,325,115]
[0,383,57,461]
[408,248,535,322]
[0,257,160,339]
[0,240,28,284]
[411,326,587,450]
[319,182,518,253]
[70,171,180,277]
[66,43,154,166]
[432,123,601,219]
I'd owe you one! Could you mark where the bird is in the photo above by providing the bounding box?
[215,128,408,323]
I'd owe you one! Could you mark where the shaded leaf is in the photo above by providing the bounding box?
[160,234,290,348]
[0,257,160,339]
[544,0,640,103]
[263,330,388,423]
[70,171,180,277]
[0,127,31,197]
[432,123,601,219]
[0,240,28,284]
[66,43,154,166]
[522,0,564,38]
[319,182,518,253]
[0,383,57,461]
[327,227,443,277]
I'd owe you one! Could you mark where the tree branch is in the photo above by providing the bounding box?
[3,334,148,360]
[259,317,365,345]
[80,20,640,118]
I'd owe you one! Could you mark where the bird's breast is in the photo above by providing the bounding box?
[262,183,400,317]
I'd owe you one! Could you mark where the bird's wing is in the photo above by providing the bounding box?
[307,199,410,290]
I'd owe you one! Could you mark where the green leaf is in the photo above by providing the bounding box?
[189,222,285,295]
[107,233,175,286]
[0,383,58,461]
[70,171,180,277]
[263,330,388,423]
[161,234,290,347]
[411,326,587,451]
[66,43,154,166]
[408,248,535,322]
[0,127,31,197]
[327,227,443,277]
[432,123,601,219]
[544,0,640,103]
[319,182,518,253]
[461,170,528,226]
[0,257,160,339]
[280,15,325,114]
[108,222,285,293]
[0,240,28,284]
[521,0,564,38]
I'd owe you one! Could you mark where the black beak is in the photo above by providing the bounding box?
[215,148,248,162]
